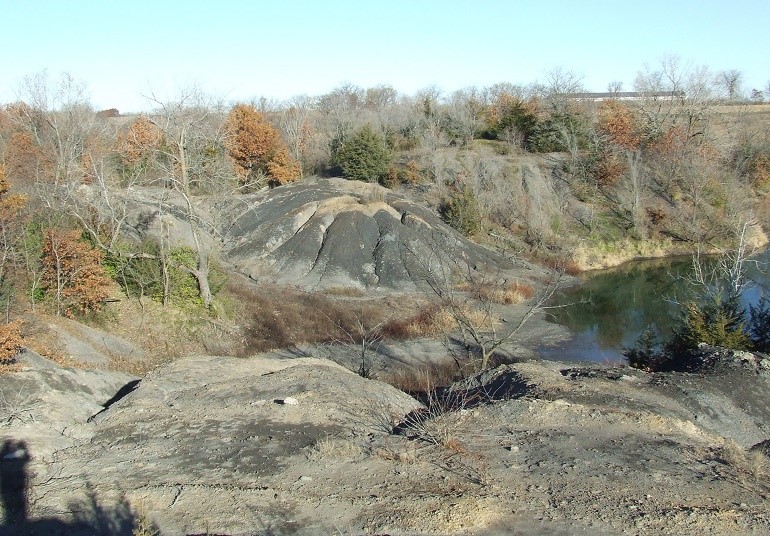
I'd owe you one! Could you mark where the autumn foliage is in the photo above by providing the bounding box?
[0,320,23,370]
[41,229,112,317]
[597,101,641,151]
[224,104,300,187]
[116,115,163,168]
[0,165,26,223]
[590,102,643,187]
[5,131,52,184]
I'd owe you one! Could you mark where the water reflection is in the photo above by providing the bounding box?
[539,249,770,363]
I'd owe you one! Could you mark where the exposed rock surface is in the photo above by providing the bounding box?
[218,178,519,290]
[2,349,768,535]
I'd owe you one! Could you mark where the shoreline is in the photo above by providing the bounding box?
[570,226,769,273]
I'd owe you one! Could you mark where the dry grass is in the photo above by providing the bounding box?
[5,279,400,375]
[359,183,388,205]
[108,354,176,376]
[227,279,392,357]
[465,280,535,304]
[384,362,465,393]
[718,439,770,483]
[322,286,367,298]
[307,435,364,461]
[17,299,234,374]
[542,256,582,275]
[21,318,94,370]
[375,446,417,463]
[382,303,456,339]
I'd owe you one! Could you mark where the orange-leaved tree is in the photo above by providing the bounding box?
[224,104,300,188]
[41,228,112,317]
[597,101,641,152]
[0,164,27,313]
[115,115,163,183]
[0,320,23,370]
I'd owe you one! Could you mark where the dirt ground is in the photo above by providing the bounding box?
[1,338,768,535]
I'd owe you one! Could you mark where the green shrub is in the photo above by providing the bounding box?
[440,186,482,236]
[482,99,539,149]
[530,111,589,153]
[623,329,668,371]
[749,296,770,352]
[333,124,391,183]
[107,242,226,311]
[627,293,763,372]
[667,295,751,354]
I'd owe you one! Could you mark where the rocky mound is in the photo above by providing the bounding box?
[4,351,769,535]
[219,178,516,290]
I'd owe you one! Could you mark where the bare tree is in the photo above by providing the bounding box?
[413,243,564,371]
[634,55,714,139]
[327,310,386,378]
[444,88,485,146]
[15,71,108,188]
[364,84,398,109]
[276,95,314,175]
[607,80,624,95]
[143,87,229,309]
[537,67,585,113]
[715,69,744,101]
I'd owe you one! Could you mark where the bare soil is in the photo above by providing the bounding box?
[1,339,768,535]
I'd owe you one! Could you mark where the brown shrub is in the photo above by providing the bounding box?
[41,229,113,317]
[543,256,582,276]
[229,280,389,356]
[384,361,464,393]
[467,280,535,304]
[0,320,23,372]
[382,303,455,339]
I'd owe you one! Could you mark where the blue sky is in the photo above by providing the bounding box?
[1,0,767,112]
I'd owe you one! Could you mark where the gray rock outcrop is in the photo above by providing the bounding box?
[219,178,515,290]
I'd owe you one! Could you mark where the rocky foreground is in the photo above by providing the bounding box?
[1,345,768,535]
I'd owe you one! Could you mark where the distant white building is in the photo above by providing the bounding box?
[565,91,685,102]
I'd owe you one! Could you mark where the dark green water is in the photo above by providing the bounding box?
[538,249,770,363]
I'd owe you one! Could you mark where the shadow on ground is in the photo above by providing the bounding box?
[0,439,146,536]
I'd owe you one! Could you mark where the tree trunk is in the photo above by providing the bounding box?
[195,254,213,310]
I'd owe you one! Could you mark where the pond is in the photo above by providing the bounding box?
[538,247,770,363]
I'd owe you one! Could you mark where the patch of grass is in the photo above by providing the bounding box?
[465,280,535,305]
[322,286,367,298]
[382,303,455,339]
[383,360,466,393]
[227,279,391,356]
[307,435,364,461]
[716,439,770,484]
[375,446,417,463]
[541,256,582,276]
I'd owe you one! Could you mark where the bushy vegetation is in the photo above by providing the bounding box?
[0,320,23,371]
[440,185,482,236]
[667,295,752,354]
[41,229,113,318]
[332,124,391,183]
[748,297,770,352]
[224,104,300,188]
[625,293,770,372]
[0,64,767,370]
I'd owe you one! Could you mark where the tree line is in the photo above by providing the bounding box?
[0,58,767,333]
